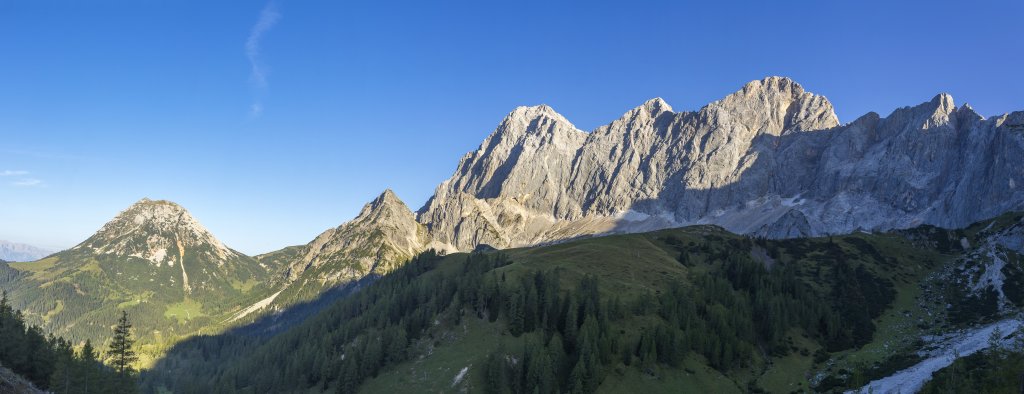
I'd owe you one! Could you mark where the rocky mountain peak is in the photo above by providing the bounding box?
[618,97,674,124]
[414,76,1024,252]
[355,189,416,224]
[639,97,672,113]
[741,76,805,95]
[706,76,840,134]
[76,198,237,265]
[491,104,582,141]
[287,190,430,283]
[366,188,403,210]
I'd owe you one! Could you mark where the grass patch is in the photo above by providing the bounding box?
[600,354,743,394]
[164,299,206,324]
[358,317,506,393]
[230,278,259,293]
[756,331,818,393]
[41,300,64,323]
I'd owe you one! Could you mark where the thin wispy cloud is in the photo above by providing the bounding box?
[246,2,280,117]
[1,170,28,176]
[12,178,43,187]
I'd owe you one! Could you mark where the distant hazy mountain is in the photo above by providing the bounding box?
[0,240,52,262]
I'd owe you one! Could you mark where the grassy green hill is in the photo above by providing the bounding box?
[141,212,1024,393]
[1,246,284,367]
[0,199,293,368]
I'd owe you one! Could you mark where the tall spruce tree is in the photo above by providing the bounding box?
[108,311,138,375]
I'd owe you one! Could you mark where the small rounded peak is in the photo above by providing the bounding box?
[508,104,564,120]
[132,198,181,208]
[619,97,674,121]
[495,104,580,137]
[640,97,673,113]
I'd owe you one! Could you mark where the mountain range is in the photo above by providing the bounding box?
[2,76,1023,374]
[271,76,1024,304]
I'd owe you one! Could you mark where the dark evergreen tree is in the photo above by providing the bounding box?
[108,311,139,377]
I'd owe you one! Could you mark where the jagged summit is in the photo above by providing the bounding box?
[267,76,1024,308]
[284,190,430,285]
[415,76,1024,251]
[364,189,407,213]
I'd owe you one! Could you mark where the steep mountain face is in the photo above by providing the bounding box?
[419,76,1024,250]
[275,190,431,303]
[0,240,52,262]
[0,198,278,345]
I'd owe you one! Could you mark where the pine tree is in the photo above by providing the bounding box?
[108,310,138,375]
[80,340,99,394]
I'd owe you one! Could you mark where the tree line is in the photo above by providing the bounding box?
[0,291,137,393]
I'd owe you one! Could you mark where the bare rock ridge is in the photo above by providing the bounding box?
[283,77,1023,296]
[416,76,1024,251]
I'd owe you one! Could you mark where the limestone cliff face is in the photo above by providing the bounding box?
[418,77,1024,250]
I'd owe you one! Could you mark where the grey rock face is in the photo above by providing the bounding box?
[418,76,1024,250]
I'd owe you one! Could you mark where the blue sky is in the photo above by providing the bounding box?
[1,0,1021,254]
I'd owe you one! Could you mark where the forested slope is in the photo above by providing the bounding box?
[141,216,988,393]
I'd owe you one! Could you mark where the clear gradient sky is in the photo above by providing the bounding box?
[1,0,1021,255]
